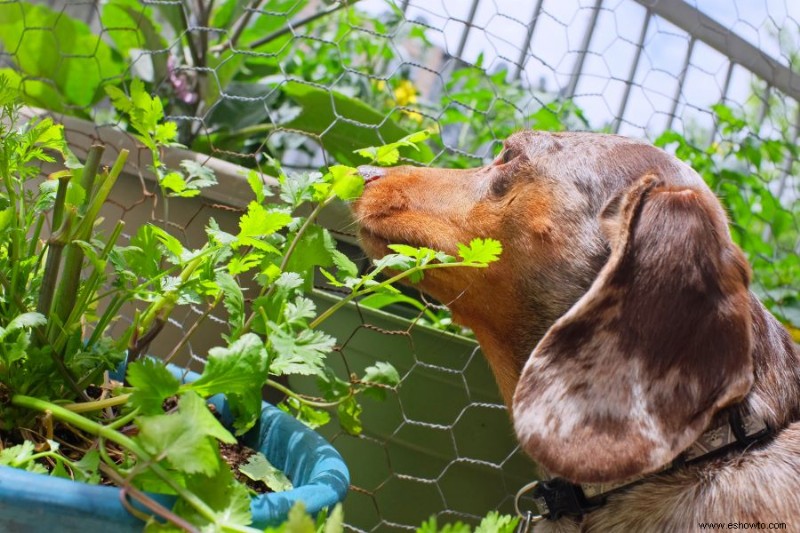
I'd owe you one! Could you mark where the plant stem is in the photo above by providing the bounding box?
[266,379,349,408]
[239,195,334,337]
[101,464,201,533]
[48,145,105,344]
[247,1,359,50]
[63,393,131,413]
[309,261,487,329]
[11,395,228,529]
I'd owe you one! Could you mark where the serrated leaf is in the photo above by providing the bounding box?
[361,361,400,401]
[187,333,268,434]
[0,441,46,473]
[136,391,235,475]
[180,160,218,190]
[317,368,350,402]
[126,358,181,414]
[474,512,519,533]
[172,463,252,530]
[457,238,503,265]
[284,296,316,325]
[217,272,245,339]
[324,505,344,533]
[246,169,268,203]
[236,202,292,248]
[264,502,315,533]
[238,451,293,492]
[269,326,336,377]
[337,396,363,436]
[2,312,46,339]
[328,165,363,200]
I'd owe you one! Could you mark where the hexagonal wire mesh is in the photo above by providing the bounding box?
[2,0,799,530]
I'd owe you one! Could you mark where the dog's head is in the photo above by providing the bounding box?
[353,130,755,482]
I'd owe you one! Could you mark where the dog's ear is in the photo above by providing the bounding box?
[512,176,754,483]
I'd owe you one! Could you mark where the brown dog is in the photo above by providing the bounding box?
[353,130,800,531]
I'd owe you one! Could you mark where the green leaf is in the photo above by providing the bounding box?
[216,272,245,339]
[0,312,46,339]
[337,396,363,436]
[0,67,65,112]
[238,451,293,492]
[264,502,316,533]
[71,450,101,483]
[354,130,432,166]
[246,169,269,203]
[285,225,335,290]
[361,361,400,401]
[474,512,519,533]
[236,202,292,250]
[416,517,471,533]
[135,391,235,476]
[100,0,168,83]
[180,160,218,191]
[0,441,47,473]
[126,358,181,415]
[457,238,503,265]
[173,465,252,530]
[0,2,125,107]
[279,397,332,429]
[281,81,434,166]
[328,165,363,200]
[187,333,268,434]
[269,325,336,377]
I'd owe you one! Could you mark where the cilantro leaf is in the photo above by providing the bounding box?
[328,165,363,200]
[216,272,245,340]
[337,396,363,436]
[126,358,181,415]
[474,512,519,533]
[268,325,336,377]
[0,441,47,473]
[236,202,291,250]
[354,130,431,166]
[279,398,332,429]
[173,465,252,530]
[361,362,400,401]
[456,238,503,265]
[135,391,235,476]
[238,451,293,492]
[187,334,269,434]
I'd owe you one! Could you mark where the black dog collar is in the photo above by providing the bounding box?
[514,408,772,528]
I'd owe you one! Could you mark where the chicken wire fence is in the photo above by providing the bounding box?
[3,0,800,530]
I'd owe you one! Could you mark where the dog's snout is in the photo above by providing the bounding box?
[358,165,386,184]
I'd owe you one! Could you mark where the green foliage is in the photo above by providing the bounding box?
[656,103,799,332]
[239,452,293,493]
[417,512,519,533]
[0,2,125,110]
[1,79,503,530]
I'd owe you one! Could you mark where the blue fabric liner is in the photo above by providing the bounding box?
[0,362,349,531]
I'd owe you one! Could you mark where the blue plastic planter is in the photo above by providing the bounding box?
[0,364,349,532]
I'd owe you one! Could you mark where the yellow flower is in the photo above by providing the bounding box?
[376,80,387,91]
[394,79,418,106]
[403,110,423,123]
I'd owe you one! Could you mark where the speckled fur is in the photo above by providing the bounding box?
[353,131,800,530]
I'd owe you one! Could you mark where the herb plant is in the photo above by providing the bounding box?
[0,77,502,531]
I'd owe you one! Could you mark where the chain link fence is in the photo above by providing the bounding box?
[3,0,799,530]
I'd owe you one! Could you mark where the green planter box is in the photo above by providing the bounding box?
[296,291,540,530]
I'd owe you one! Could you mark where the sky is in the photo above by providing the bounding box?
[358,0,800,140]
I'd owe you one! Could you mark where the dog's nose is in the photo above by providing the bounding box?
[357,165,385,184]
